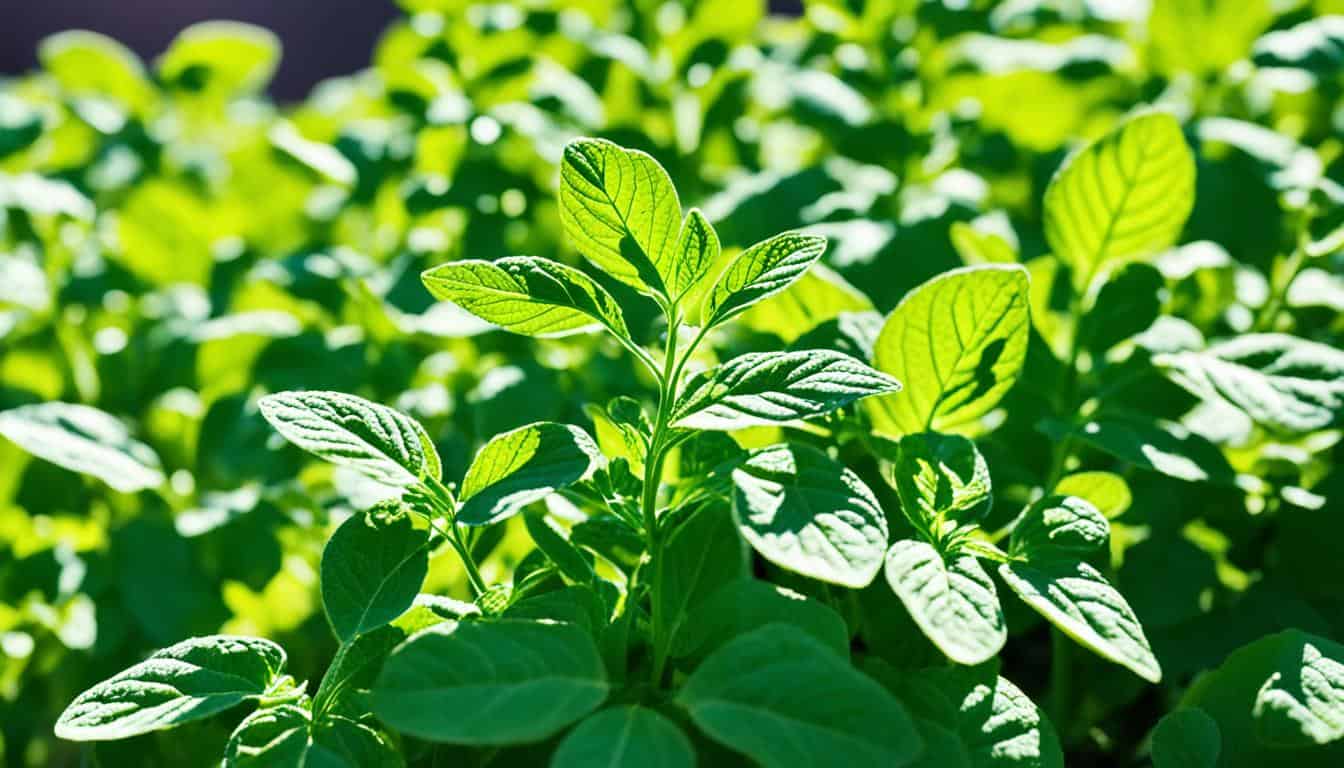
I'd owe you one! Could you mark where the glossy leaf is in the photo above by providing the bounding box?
[456,422,602,526]
[887,432,992,529]
[0,402,164,492]
[703,232,829,327]
[884,540,1006,666]
[1006,495,1109,560]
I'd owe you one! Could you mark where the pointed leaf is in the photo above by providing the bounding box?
[884,540,1006,666]
[0,402,164,492]
[886,432,992,529]
[703,232,829,326]
[1007,495,1109,561]
[322,500,429,642]
[457,422,602,526]
[671,207,719,300]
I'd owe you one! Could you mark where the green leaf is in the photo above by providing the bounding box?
[322,501,429,643]
[1006,495,1109,561]
[884,540,1006,666]
[870,661,1064,768]
[224,705,402,768]
[371,619,607,745]
[731,444,888,588]
[55,636,286,741]
[671,578,850,662]
[420,256,630,339]
[1053,472,1131,519]
[1151,709,1220,768]
[259,391,441,487]
[867,265,1030,439]
[0,402,164,493]
[158,21,279,98]
[559,138,681,296]
[1254,633,1344,747]
[1043,110,1195,287]
[1041,413,1235,484]
[671,350,901,430]
[552,706,695,768]
[523,511,596,584]
[886,432,992,529]
[998,560,1161,683]
[671,208,720,300]
[38,31,153,113]
[702,232,829,327]
[676,624,922,768]
[1154,333,1344,434]
[456,422,602,526]
[739,264,874,343]
[657,503,747,662]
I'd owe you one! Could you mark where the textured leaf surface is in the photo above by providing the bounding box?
[1254,633,1344,747]
[1155,333,1344,434]
[887,432,992,529]
[999,560,1161,682]
[322,501,429,642]
[885,540,1006,665]
[457,422,602,526]
[552,706,695,768]
[1053,472,1131,519]
[1044,414,1234,484]
[0,402,164,492]
[1151,709,1220,768]
[559,138,681,295]
[1007,495,1109,560]
[1043,111,1195,285]
[259,391,440,486]
[676,624,921,768]
[372,619,607,745]
[731,444,888,588]
[224,704,402,768]
[421,256,629,339]
[672,350,900,430]
[703,232,828,326]
[670,207,719,299]
[56,636,286,741]
[868,265,1030,438]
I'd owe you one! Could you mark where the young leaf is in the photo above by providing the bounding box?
[702,232,829,327]
[523,511,596,584]
[1043,110,1195,287]
[676,624,922,768]
[998,560,1161,683]
[671,349,901,430]
[1151,709,1220,768]
[420,256,629,339]
[1006,495,1109,560]
[0,402,164,493]
[456,422,602,526]
[224,704,402,768]
[258,391,441,487]
[559,137,681,296]
[1154,333,1344,434]
[884,540,1006,666]
[55,636,286,741]
[322,500,429,643]
[552,706,695,768]
[885,432,992,529]
[671,578,850,662]
[1054,472,1131,519]
[371,619,607,745]
[867,265,1030,439]
[731,443,889,588]
[671,208,719,300]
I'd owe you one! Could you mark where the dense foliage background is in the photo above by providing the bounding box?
[1,0,1342,766]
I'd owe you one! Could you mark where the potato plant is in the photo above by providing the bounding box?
[1,2,1343,767]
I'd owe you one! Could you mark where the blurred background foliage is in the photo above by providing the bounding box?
[1,0,1343,765]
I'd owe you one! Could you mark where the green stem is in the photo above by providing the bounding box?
[447,523,487,597]
[644,310,683,686]
[1253,241,1307,332]
[1050,628,1074,741]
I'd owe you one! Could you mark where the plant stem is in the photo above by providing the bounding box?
[644,310,683,686]
[447,523,487,597]
[1049,627,1074,741]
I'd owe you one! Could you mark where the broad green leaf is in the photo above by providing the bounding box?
[311,625,406,719]
[657,503,747,661]
[1053,472,1131,519]
[371,619,607,745]
[676,624,922,768]
[322,501,429,642]
[1183,630,1344,768]
[950,220,1019,266]
[1149,0,1272,76]
[421,256,629,339]
[870,661,1064,768]
[731,444,888,588]
[224,704,402,768]
[1151,709,1220,768]
[867,265,1030,439]
[884,540,1006,666]
[1154,333,1344,434]
[702,232,829,327]
[1043,110,1195,287]
[739,264,874,343]
[456,422,602,526]
[1006,495,1108,560]
[886,432,992,529]
[552,706,695,768]
[0,402,164,492]
[672,578,850,661]
[1080,263,1163,354]
[523,512,596,584]
[259,391,441,487]
[671,350,901,430]
[55,636,286,741]
[158,21,279,97]
[998,560,1161,683]
[670,208,720,300]
[559,138,681,296]
[39,31,153,113]
[1041,414,1234,484]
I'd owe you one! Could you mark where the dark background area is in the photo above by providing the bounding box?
[1,0,402,101]
[1,1,804,102]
